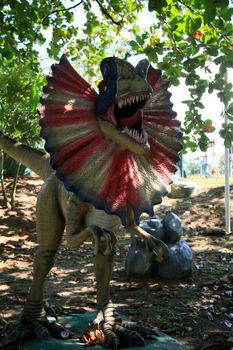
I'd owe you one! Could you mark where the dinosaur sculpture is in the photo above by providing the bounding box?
[0,55,182,348]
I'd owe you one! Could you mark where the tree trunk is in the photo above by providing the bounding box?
[10,161,21,208]
[0,150,11,209]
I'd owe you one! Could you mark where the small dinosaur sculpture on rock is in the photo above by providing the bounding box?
[0,56,182,348]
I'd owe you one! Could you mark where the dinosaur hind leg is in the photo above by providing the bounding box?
[92,232,158,349]
[21,179,66,338]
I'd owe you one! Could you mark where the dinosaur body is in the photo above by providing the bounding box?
[0,56,182,348]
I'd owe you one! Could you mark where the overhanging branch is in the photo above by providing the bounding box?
[43,1,83,21]
[94,0,123,26]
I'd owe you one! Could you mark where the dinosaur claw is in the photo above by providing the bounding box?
[60,329,72,339]
[32,321,50,339]
[47,321,74,339]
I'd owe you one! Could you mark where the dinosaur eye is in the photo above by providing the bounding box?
[97,80,107,92]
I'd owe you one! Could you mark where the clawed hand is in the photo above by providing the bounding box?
[127,225,169,264]
[66,225,117,256]
[88,226,117,256]
[144,232,169,263]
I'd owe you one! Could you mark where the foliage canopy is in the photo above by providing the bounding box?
[0,63,43,146]
[0,0,233,150]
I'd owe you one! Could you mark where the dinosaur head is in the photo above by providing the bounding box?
[95,57,153,155]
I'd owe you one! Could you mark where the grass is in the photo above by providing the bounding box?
[176,175,233,189]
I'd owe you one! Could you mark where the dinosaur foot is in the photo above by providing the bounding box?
[19,316,74,340]
[82,304,159,349]
[0,317,74,349]
[103,320,159,349]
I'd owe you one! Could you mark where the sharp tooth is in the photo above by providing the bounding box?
[128,98,131,106]
[136,95,139,102]
[118,101,122,108]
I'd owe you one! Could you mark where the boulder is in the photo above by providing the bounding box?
[163,212,183,243]
[139,218,165,241]
[157,240,193,279]
[125,244,152,276]
[125,214,193,279]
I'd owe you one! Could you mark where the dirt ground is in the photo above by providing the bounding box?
[0,175,233,350]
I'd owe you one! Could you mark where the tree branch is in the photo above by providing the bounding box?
[33,1,83,45]
[94,0,123,26]
[42,1,83,22]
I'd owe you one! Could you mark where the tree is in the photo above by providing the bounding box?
[135,0,233,151]
[0,62,43,144]
[0,0,232,151]
[0,61,44,208]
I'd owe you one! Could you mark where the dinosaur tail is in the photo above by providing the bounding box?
[0,132,53,181]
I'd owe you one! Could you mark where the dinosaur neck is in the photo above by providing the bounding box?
[0,132,53,181]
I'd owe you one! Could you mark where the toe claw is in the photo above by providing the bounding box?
[47,321,74,339]
[18,322,29,340]
[32,321,50,339]
[115,324,145,347]
[103,326,119,349]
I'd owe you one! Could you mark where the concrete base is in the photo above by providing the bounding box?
[22,313,188,350]
[170,181,197,198]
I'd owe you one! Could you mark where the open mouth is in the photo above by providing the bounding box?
[101,91,150,148]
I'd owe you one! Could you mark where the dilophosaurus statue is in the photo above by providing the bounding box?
[0,56,182,348]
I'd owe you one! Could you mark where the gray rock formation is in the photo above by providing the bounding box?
[125,212,193,279]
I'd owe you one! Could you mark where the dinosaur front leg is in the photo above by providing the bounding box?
[66,225,116,256]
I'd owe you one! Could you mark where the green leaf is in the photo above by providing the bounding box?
[207,46,219,56]
[199,133,209,151]
[227,102,233,116]
[185,140,197,148]
[203,119,213,126]
[224,136,233,148]
[196,101,205,109]
[204,2,216,22]
[220,6,233,20]
[190,17,202,32]
[148,0,167,13]
[214,0,229,8]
